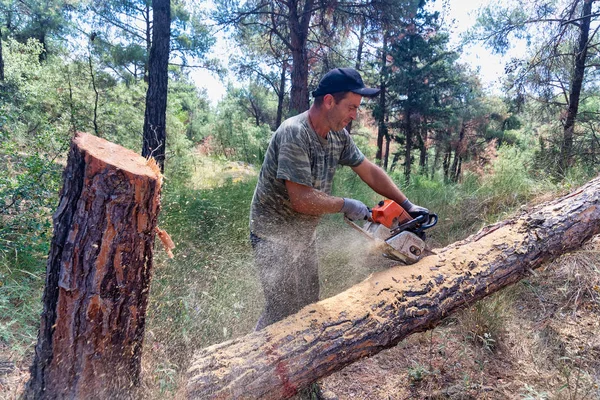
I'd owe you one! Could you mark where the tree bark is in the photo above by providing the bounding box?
[375,34,388,167]
[142,0,171,173]
[383,133,390,171]
[288,0,313,114]
[344,19,367,135]
[144,2,151,82]
[559,0,592,175]
[442,143,451,182]
[88,47,100,137]
[450,123,465,183]
[24,132,163,400]
[186,175,600,399]
[418,120,427,171]
[275,59,287,129]
[431,140,441,179]
[403,109,413,185]
[0,28,4,81]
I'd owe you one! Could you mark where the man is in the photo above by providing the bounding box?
[250,67,428,330]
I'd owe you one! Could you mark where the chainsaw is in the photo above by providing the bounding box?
[344,199,438,264]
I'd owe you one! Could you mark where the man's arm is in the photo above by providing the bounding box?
[285,180,344,215]
[351,158,408,204]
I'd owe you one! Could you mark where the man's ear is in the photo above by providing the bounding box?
[323,94,335,109]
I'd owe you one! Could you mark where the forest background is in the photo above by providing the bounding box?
[1,0,599,398]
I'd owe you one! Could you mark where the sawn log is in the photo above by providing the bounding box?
[186,175,600,399]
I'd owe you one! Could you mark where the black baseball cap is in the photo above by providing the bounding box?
[312,68,380,98]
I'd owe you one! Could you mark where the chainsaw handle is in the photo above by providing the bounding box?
[420,213,438,230]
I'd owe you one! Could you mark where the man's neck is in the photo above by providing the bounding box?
[307,107,330,138]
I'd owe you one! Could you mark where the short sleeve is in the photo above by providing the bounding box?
[275,127,314,187]
[338,132,365,167]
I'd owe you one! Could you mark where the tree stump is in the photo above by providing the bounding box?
[24,132,163,399]
[186,175,600,399]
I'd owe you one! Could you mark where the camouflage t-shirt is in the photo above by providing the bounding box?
[250,111,365,242]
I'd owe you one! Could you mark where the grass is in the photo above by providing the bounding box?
[0,273,43,356]
[455,287,517,353]
[141,171,263,395]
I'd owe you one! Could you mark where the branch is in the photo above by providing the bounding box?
[89,7,147,43]
[561,12,600,27]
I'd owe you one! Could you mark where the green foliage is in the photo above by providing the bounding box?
[87,0,217,82]
[0,0,78,57]
[96,81,146,149]
[472,0,600,177]
[207,88,273,165]
[473,6,531,54]
[407,362,429,383]
[385,145,555,246]
[0,39,69,263]
[0,130,64,259]
[0,39,68,354]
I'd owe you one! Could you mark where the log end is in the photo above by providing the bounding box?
[73,132,162,182]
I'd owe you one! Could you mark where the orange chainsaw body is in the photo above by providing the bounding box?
[344,199,437,264]
[371,199,411,229]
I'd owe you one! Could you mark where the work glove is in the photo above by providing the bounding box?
[401,198,429,218]
[341,198,371,221]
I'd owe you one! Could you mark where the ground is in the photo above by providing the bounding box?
[1,229,599,399]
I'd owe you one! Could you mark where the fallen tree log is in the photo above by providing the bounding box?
[24,132,163,399]
[186,175,600,399]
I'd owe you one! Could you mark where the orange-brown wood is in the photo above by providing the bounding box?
[24,132,162,400]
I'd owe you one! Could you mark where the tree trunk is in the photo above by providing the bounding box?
[418,120,427,172]
[275,59,287,129]
[24,132,163,400]
[375,34,388,167]
[431,140,441,179]
[0,28,4,81]
[450,151,461,183]
[450,123,465,183]
[354,20,365,71]
[186,175,600,399]
[288,0,313,114]
[591,129,598,165]
[344,20,366,135]
[404,109,413,185]
[88,48,100,137]
[390,150,401,172]
[559,0,592,175]
[38,31,47,61]
[442,142,451,182]
[144,2,151,82]
[288,40,309,115]
[376,121,388,167]
[383,133,390,171]
[142,0,171,173]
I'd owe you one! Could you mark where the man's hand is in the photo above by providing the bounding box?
[400,199,429,218]
[341,198,370,221]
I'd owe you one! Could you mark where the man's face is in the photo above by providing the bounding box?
[326,92,362,131]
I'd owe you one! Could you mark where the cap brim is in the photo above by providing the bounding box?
[351,87,381,97]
